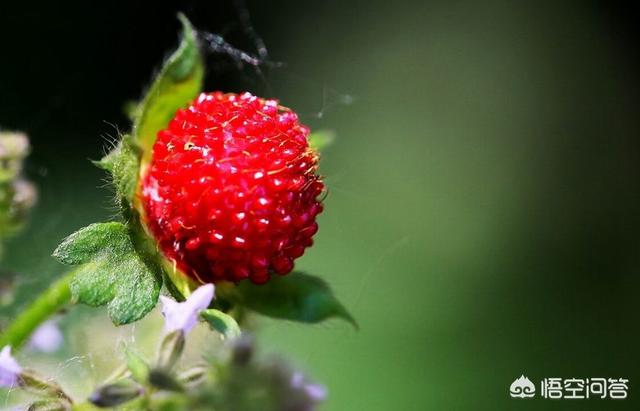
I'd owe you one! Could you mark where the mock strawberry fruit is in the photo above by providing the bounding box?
[141,92,324,285]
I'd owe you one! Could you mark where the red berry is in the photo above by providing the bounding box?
[141,92,324,284]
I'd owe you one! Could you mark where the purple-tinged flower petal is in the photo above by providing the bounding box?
[304,383,327,402]
[28,320,63,353]
[291,371,327,402]
[0,345,22,387]
[160,284,215,334]
[291,371,304,388]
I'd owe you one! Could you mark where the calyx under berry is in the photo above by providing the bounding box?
[141,92,324,285]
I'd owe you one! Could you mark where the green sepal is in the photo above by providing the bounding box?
[308,130,335,152]
[125,348,151,384]
[26,399,68,411]
[93,135,141,205]
[224,272,357,328]
[148,369,184,393]
[200,309,241,340]
[133,13,204,163]
[123,100,139,122]
[94,15,202,205]
[53,222,162,325]
[19,369,73,403]
[156,330,185,370]
[159,257,199,302]
[177,365,208,388]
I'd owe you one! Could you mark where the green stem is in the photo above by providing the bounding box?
[0,270,75,349]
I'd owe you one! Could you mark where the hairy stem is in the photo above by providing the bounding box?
[0,270,75,349]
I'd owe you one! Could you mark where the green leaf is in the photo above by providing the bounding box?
[229,272,356,327]
[53,222,131,265]
[200,309,241,339]
[53,222,162,325]
[133,14,204,162]
[308,130,335,152]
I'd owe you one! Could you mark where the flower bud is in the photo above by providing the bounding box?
[0,131,35,243]
[18,369,72,403]
[0,132,29,158]
[88,379,143,408]
[27,320,63,353]
[231,334,254,366]
[0,132,29,183]
[0,179,37,242]
[156,330,185,370]
[12,179,37,212]
[0,273,16,306]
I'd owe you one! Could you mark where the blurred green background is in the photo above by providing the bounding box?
[1,0,640,409]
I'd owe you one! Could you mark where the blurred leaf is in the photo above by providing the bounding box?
[230,273,356,327]
[53,222,161,325]
[133,14,203,162]
[308,130,335,152]
[200,309,241,339]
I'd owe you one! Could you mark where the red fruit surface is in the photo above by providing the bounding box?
[141,92,324,284]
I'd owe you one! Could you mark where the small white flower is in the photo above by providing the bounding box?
[28,320,63,353]
[160,284,215,334]
[0,345,22,387]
